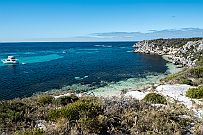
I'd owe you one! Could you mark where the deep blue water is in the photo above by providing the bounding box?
[0,42,167,100]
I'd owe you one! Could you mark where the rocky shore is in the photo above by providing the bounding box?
[125,38,203,119]
[133,38,203,67]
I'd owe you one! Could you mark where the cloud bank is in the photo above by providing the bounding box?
[86,28,203,41]
[44,28,203,42]
[1,28,203,42]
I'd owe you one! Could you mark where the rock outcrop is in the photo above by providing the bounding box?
[133,38,203,67]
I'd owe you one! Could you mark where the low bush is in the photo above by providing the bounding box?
[48,97,103,121]
[143,93,167,104]
[1,96,198,135]
[188,67,203,78]
[160,72,182,82]
[161,66,203,86]
[54,95,79,106]
[77,117,105,134]
[0,101,32,124]
[130,108,192,134]
[181,79,193,85]
[15,128,44,135]
[0,100,36,133]
[36,95,54,105]
[102,98,192,135]
[196,57,203,66]
[186,86,203,99]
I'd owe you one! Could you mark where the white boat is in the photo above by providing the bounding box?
[1,56,19,64]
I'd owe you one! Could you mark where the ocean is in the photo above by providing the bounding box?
[0,42,168,100]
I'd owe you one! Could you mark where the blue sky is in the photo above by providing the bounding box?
[0,0,203,41]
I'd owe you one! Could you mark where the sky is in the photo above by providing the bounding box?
[0,0,203,42]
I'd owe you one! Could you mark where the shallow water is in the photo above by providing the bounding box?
[0,54,63,66]
[0,42,168,100]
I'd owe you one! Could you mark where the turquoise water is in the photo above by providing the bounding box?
[0,42,168,100]
[0,54,63,66]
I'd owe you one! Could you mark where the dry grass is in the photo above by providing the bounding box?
[0,96,203,135]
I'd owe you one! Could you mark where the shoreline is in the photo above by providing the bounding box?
[48,54,182,98]
[0,49,185,100]
[91,58,181,97]
[162,55,184,74]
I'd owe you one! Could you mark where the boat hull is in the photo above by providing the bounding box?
[1,59,19,64]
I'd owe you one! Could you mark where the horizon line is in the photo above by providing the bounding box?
[1,37,203,43]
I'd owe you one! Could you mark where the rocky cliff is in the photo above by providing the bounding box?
[133,38,203,67]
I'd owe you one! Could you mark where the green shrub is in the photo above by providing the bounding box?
[188,67,203,78]
[130,107,192,134]
[143,93,167,104]
[160,71,184,82]
[36,95,54,105]
[55,95,79,106]
[161,66,203,86]
[0,101,32,124]
[15,128,44,135]
[196,57,203,66]
[77,117,104,134]
[181,79,193,85]
[49,97,103,121]
[186,86,203,99]
[0,95,198,134]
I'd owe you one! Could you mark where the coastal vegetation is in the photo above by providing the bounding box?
[186,86,203,99]
[161,66,203,86]
[48,97,102,121]
[36,95,54,105]
[196,57,203,66]
[147,37,203,47]
[0,95,201,135]
[54,95,79,106]
[143,93,167,104]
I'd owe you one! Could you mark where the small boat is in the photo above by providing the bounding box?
[1,56,19,64]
